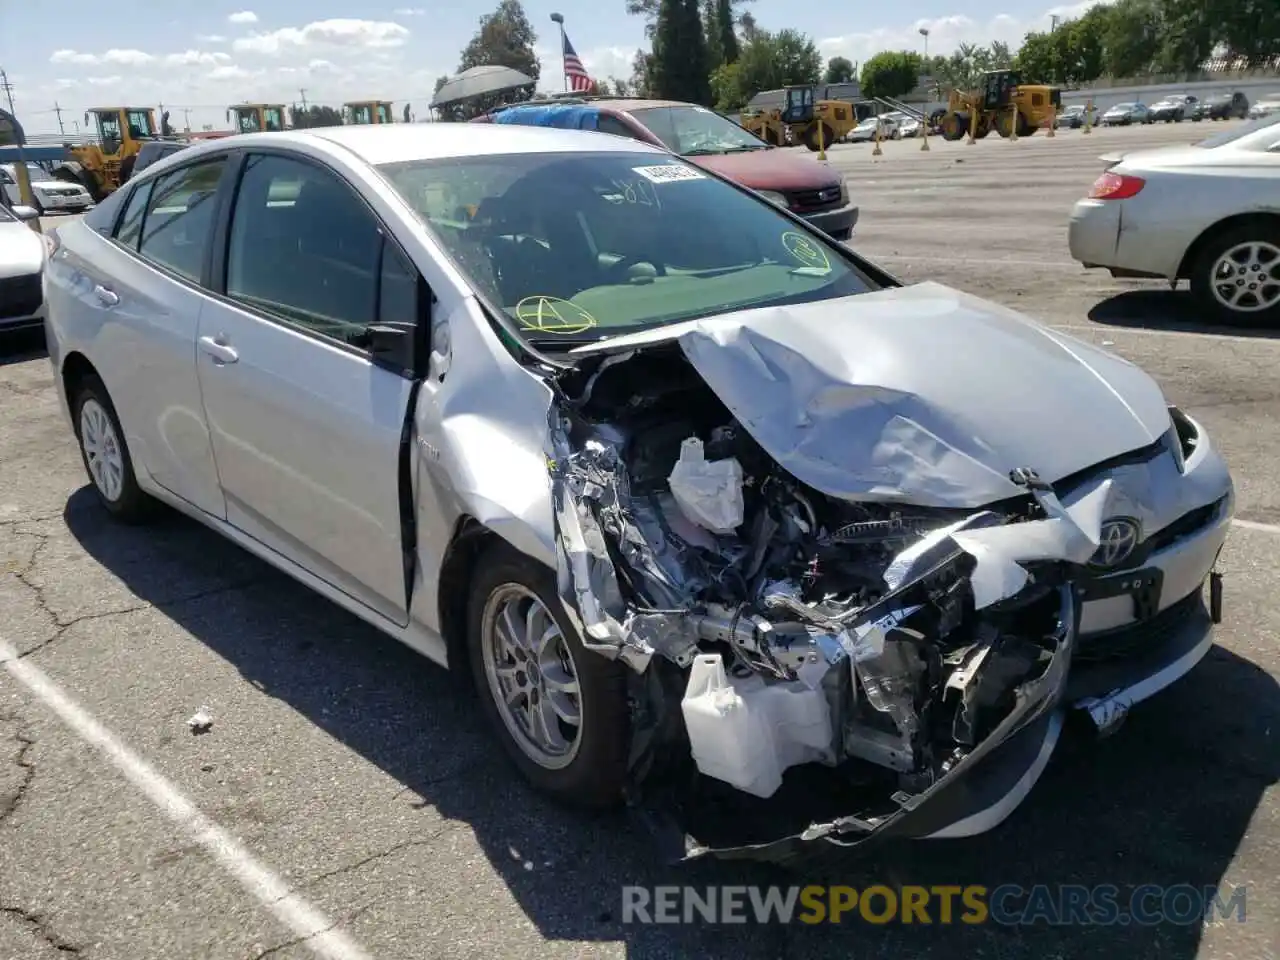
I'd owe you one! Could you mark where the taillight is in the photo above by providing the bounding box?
[1087,172,1145,200]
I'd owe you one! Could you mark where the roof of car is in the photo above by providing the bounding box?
[164,122,670,168]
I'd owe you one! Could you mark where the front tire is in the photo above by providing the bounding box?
[467,542,629,808]
[71,375,156,522]
[1190,224,1280,326]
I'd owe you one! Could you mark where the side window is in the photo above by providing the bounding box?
[226,153,385,341]
[138,158,226,281]
[379,240,418,323]
[596,115,642,140]
[114,181,153,249]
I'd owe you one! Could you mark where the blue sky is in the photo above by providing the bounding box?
[1,0,1097,134]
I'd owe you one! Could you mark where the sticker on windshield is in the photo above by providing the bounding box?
[632,164,706,184]
[515,296,598,335]
[782,231,832,274]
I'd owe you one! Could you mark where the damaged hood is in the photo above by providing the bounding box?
[572,282,1170,507]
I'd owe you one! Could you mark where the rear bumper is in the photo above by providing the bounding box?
[802,202,858,241]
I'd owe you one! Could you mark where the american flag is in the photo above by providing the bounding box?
[562,32,594,93]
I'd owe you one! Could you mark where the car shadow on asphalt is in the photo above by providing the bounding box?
[1090,290,1280,339]
[0,327,48,366]
[62,490,1279,960]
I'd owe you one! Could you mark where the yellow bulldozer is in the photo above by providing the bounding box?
[741,85,859,151]
[49,107,163,202]
[228,103,288,134]
[344,101,395,124]
[937,69,1062,141]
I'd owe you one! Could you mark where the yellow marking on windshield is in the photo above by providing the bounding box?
[515,296,598,335]
[782,231,832,273]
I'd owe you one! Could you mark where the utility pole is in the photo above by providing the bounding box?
[54,101,66,134]
[0,69,16,115]
[183,107,192,132]
[1050,14,1061,31]
[299,88,308,110]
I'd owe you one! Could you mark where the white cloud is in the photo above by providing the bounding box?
[208,64,254,80]
[393,7,425,14]
[86,76,123,86]
[228,10,258,24]
[165,50,233,67]
[233,18,410,55]
[308,58,336,71]
[50,48,154,66]
[818,1,1106,65]
[197,33,228,43]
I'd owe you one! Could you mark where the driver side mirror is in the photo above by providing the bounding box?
[347,322,418,375]
[11,205,39,222]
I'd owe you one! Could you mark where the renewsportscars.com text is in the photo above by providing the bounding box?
[621,884,1247,926]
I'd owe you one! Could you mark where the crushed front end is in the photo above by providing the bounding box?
[539,341,1206,862]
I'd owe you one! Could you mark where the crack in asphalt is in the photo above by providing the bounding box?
[0,903,82,954]
[0,725,37,826]
[246,903,373,960]
[285,824,462,899]
[4,525,263,660]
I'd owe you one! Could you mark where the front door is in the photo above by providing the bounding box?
[195,151,422,625]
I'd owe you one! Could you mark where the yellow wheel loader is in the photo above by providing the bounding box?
[742,86,860,150]
[937,70,1061,142]
[50,107,160,202]
[344,101,396,124]
[228,104,288,134]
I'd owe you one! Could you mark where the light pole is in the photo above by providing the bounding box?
[550,12,568,94]
[1050,14,1061,31]
[918,26,929,64]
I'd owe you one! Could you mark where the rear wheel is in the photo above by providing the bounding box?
[1190,225,1280,325]
[802,123,835,151]
[71,375,157,522]
[467,543,629,807]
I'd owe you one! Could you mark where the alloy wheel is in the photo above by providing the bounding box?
[79,398,125,502]
[1209,241,1280,314]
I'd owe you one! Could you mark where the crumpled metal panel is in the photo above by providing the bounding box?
[572,282,1171,508]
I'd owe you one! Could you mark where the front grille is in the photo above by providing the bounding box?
[1075,592,1200,663]
[787,186,842,212]
[0,273,43,321]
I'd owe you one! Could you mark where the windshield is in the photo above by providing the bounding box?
[630,105,767,155]
[1111,103,1136,111]
[379,151,874,348]
[1195,113,1280,148]
[0,204,13,223]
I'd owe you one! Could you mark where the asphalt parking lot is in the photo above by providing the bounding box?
[2,120,1278,960]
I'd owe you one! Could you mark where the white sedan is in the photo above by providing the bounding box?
[1,162,93,215]
[0,201,45,332]
[1068,115,1280,324]
[42,123,1233,861]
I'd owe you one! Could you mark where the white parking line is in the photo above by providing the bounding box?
[0,640,373,960]
[1232,518,1280,536]
[1053,324,1280,346]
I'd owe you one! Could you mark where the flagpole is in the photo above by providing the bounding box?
[550,12,568,93]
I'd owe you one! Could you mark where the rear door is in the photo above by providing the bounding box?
[194,150,424,625]
[50,157,230,518]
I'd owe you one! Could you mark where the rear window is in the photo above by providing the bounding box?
[379,150,875,347]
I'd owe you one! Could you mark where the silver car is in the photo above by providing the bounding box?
[0,201,46,332]
[43,124,1233,861]
[1069,114,1280,324]
[1100,102,1151,126]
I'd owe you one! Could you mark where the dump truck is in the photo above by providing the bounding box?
[228,104,288,134]
[741,86,860,151]
[344,101,396,124]
[937,69,1062,141]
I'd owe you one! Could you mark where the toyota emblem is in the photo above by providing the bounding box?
[1090,518,1141,569]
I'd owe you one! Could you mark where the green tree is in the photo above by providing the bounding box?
[824,56,855,83]
[859,50,923,99]
[649,0,713,104]
[716,28,820,106]
[452,0,539,118]
[715,0,739,64]
[1099,0,1161,76]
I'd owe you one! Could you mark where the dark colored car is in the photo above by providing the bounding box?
[1149,95,1199,122]
[1201,91,1249,121]
[119,139,190,184]
[473,98,858,241]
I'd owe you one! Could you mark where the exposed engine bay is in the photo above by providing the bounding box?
[547,346,1086,856]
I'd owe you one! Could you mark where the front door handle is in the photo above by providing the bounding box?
[93,284,119,307]
[198,335,239,364]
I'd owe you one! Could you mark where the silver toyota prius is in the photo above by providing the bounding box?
[43,123,1233,862]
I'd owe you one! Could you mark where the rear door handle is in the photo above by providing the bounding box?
[198,335,239,364]
[93,284,119,307]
